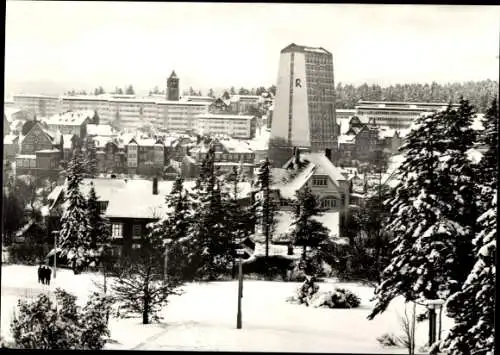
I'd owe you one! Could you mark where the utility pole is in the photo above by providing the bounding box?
[52,230,58,279]
[236,249,244,329]
[163,246,168,284]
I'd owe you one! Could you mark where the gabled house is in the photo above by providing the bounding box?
[208,97,231,113]
[126,137,165,175]
[252,149,351,251]
[188,138,256,178]
[46,110,93,138]
[19,121,55,155]
[46,177,252,259]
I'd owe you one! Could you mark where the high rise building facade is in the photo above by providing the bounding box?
[271,43,337,152]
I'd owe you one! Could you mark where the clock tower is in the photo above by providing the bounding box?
[167,70,179,101]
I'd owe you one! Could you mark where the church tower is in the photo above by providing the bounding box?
[167,70,179,101]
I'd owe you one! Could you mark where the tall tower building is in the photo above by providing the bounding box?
[271,43,337,152]
[167,70,180,101]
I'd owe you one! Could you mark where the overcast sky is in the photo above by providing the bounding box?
[5,2,500,92]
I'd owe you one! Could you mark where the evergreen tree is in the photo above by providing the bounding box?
[229,86,236,95]
[288,187,330,276]
[222,91,230,100]
[440,98,497,355]
[83,139,98,178]
[267,85,276,96]
[207,88,215,97]
[2,183,25,245]
[149,175,196,281]
[58,152,92,274]
[125,85,135,95]
[253,158,277,258]
[190,144,233,280]
[225,166,254,275]
[477,98,498,193]
[86,184,111,266]
[368,103,478,320]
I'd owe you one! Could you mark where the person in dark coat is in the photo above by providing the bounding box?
[43,266,52,285]
[37,264,44,284]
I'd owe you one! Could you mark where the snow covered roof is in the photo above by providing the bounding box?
[46,110,93,126]
[301,153,347,182]
[136,138,162,147]
[277,153,347,199]
[219,138,253,153]
[92,136,113,148]
[197,113,254,120]
[36,149,60,154]
[270,168,291,184]
[338,134,356,144]
[47,185,64,202]
[472,114,485,131]
[230,95,261,102]
[180,96,214,102]
[337,118,351,135]
[466,148,483,164]
[156,100,211,106]
[378,127,398,139]
[87,124,114,136]
[16,154,37,159]
[62,134,75,149]
[275,164,316,199]
[4,134,18,144]
[4,108,24,122]
[52,178,252,220]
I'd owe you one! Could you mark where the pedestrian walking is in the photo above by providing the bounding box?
[44,266,52,286]
[37,264,43,284]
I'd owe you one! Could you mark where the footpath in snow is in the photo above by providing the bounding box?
[1,264,451,352]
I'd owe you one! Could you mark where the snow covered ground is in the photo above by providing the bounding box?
[1,264,453,352]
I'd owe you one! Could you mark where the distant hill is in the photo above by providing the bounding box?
[4,79,88,98]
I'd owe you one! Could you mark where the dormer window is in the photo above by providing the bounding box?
[312,177,328,186]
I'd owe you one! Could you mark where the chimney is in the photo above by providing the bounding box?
[325,148,332,161]
[294,147,300,165]
[152,177,159,195]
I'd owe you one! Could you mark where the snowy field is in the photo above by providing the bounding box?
[1,264,452,352]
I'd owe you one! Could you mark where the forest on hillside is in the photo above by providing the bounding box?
[335,80,498,113]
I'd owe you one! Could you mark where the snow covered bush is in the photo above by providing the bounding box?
[7,240,49,265]
[377,333,405,347]
[10,288,111,350]
[330,287,361,308]
[288,282,361,309]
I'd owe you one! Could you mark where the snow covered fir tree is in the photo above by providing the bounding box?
[439,98,498,355]
[57,151,95,274]
[368,98,496,352]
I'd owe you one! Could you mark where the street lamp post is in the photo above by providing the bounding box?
[426,299,445,346]
[51,230,58,279]
[236,248,244,329]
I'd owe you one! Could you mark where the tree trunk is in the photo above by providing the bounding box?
[142,303,149,325]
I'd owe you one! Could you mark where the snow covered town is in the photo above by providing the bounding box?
[2,3,498,354]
